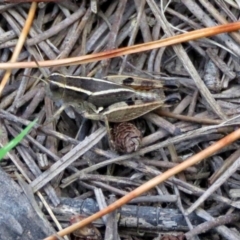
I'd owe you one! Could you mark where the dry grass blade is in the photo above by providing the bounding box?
[0,22,240,69]
[0,2,37,95]
[156,109,222,125]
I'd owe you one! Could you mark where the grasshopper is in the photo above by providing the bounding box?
[45,73,180,148]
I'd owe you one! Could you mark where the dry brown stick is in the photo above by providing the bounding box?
[172,95,192,115]
[215,0,238,22]
[92,181,128,197]
[147,18,161,72]
[27,7,86,46]
[209,148,240,184]
[0,2,37,95]
[10,67,32,112]
[102,0,127,75]
[144,112,181,135]
[168,144,186,181]
[182,0,240,55]
[195,208,240,239]
[198,0,240,43]
[44,127,240,240]
[186,153,240,214]
[1,22,240,70]
[5,8,57,60]
[58,7,92,61]
[206,48,236,80]
[156,109,222,125]
[21,87,45,120]
[187,90,199,116]
[185,213,240,239]
[118,0,146,74]
[15,88,40,109]
[140,159,197,173]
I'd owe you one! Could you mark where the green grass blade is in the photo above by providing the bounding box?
[0,119,37,160]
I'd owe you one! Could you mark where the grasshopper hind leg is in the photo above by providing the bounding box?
[103,116,116,151]
[82,112,115,150]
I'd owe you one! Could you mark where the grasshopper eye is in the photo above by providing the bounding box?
[49,83,60,92]
[122,77,134,85]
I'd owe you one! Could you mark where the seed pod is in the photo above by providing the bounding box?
[111,122,142,153]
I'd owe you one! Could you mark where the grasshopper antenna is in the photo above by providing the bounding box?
[33,58,49,80]
[19,57,49,87]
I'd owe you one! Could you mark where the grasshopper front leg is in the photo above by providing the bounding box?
[45,100,101,128]
[44,103,69,126]
[70,101,114,150]
[83,111,115,150]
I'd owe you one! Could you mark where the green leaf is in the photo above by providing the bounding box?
[0,119,37,160]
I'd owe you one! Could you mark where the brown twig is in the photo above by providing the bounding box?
[157,109,222,125]
[185,213,240,239]
[0,2,37,95]
[0,22,240,69]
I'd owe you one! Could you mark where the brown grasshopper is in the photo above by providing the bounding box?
[45,73,180,148]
